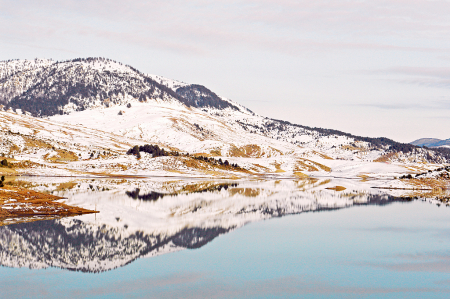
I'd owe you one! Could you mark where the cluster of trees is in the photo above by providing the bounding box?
[126,144,241,169]
[193,155,240,168]
[126,144,176,158]
[0,175,4,188]
[430,147,450,160]
[1,159,8,167]
[175,84,239,110]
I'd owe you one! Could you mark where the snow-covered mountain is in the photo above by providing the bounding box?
[0,57,250,116]
[0,57,449,178]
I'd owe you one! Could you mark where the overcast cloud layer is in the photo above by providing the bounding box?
[1,0,450,142]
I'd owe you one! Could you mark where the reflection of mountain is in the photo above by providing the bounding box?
[0,219,233,273]
[0,190,406,273]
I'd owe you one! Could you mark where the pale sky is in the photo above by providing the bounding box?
[1,0,450,142]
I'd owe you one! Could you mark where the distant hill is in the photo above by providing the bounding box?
[411,138,450,148]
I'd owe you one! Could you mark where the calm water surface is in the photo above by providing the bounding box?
[1,178,450,298]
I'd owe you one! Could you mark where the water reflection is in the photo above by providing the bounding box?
[125,182,239,202]
[0,219,233,273]
[125,189,166,201]
[0,177,424,273]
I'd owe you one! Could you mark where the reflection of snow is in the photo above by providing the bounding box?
[0,178,413,273]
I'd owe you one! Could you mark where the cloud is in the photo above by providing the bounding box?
[386,67,450,79]
[352,99,450,110]
[355,103,426,110]
[2,0,450,56]
[0,37,80,54]
[362,67,450,90]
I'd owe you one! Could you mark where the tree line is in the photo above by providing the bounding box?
[126,144,240,169]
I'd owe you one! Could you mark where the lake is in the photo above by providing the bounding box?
[1,177,450,298]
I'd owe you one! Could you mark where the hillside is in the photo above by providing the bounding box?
[0,58,250,116]
[0,57,449,180]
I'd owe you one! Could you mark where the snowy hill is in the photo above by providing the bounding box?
[0,57,251,116]
[0,57,449,179]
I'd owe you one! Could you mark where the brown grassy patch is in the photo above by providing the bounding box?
[116,164,128,171]
[182,158,210,170]
[326,186,347,191]
[180,157,251,174]
[10,160,44,169]
[9,144,20,154]
[167,169,185,174]
[0,167,17,175]
[229,144,263,158]
[374,152,397,163]
[0,186,97,226]
[45,149,78,163]
[55,182,77,191]
[210,148,222,156]
[402,178,449,190]
[294,172,309,178]
[2,178,42,189]
[294,178,319,190]
[295,159,331,172]
[229,188,261,197]
[249,164,270,173]
[180,182,238,193]
[23,136,53,150]
[295,159,317,172]
[341,145,364,151]
[311,150,334,160]
[271,162,286,173]
[358,174,370,182]
[306,159,331,172]
[316,179,332,187]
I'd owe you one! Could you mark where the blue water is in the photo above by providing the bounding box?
[2,200,450,298]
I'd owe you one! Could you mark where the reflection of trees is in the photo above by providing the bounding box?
[125,189,165,201]
[125,183,239,201]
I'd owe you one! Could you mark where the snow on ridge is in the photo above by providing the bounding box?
[147,74,189,90]
[0,58,55,80]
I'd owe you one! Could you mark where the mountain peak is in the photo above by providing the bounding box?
[0,57,250,117]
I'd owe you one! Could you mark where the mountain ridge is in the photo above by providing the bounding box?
[1,57,449,171]
[0,57,251,116]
